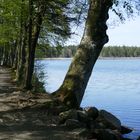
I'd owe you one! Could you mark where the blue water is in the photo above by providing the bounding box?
[37,58,140,139]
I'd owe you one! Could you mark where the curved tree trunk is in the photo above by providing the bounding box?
[53,0,113,108]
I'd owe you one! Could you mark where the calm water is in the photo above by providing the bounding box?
[38,58,140,139]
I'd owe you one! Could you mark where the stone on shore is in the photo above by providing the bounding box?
[65,119,85,128]
[121,125,133,134]
[59,109,78,124]
[77,110,89,122]
[84,107,99,120]
[71,128,89,139]
[93,129,123,140]
[98,110,121,130]
[58,108,134,140]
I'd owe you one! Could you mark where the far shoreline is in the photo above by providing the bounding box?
[36,57,140,60]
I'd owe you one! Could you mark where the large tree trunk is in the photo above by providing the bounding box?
[53,0,113,108]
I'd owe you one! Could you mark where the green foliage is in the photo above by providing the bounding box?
[35,44,78,58]
[0,0,20,45]
[0,0,75,89]
[100,46,140,57]
[109,0,140,26]
[32,61,46,93]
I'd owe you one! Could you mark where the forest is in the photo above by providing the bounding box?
[0,0,140,139]
[36,45,140,58]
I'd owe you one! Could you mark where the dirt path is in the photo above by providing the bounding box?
[0,66,17,93]
[0,67,81,140]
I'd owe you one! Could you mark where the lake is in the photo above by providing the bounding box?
[37,58,140,139]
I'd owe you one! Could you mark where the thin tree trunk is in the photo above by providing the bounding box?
[0,47,4,65]
[16,0,27,84]
[16,22,27,82]
[53,0,113,108]
[24,1,45,89]
[1,46,6,66]
[3,48,8,66]
[12,42,18,70]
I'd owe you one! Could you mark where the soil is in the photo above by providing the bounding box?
[0,66,81,140]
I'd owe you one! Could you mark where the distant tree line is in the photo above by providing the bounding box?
[35,45,78,58]
[101,46,140,57]
[35,45,140,58]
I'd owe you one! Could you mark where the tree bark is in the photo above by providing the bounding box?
[53,0,113,108]
[15,0,27,85]
[0,47,4,65]
[24,1,45,89]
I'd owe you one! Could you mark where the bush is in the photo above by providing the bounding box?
[32,61,46,93]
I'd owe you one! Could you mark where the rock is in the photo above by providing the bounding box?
[99,110,121,130]
[121,125,133,134]
[48,105,68,115]
[137,136,140,140]
[77,110,88,122]
[0,119,3,123]
[33,119,44,126]
[84,107,99,120]
[65,119,83,128]
[88,120,106,130]
[93,129,122,140]
[59,109,78,124]
[71,128,89,138]
[97,122,106,129]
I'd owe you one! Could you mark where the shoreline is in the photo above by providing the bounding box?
[36,57,140,60]
[0,66,139,139]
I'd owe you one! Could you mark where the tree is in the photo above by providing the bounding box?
[0,0,21,67]
[23,0,71,89]
[0,0,72,90]
[53,0,113,108]
[52,0,140,108]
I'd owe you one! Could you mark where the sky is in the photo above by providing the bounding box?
[66,15,140,47]
[107,16,140,46]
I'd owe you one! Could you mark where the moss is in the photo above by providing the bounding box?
[53,87,79,109]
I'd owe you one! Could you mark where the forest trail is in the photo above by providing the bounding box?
[0,66,17,93]
[0,66,79,140]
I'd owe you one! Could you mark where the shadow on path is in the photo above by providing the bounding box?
[0,66,17,93]
[0,67,79,140]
